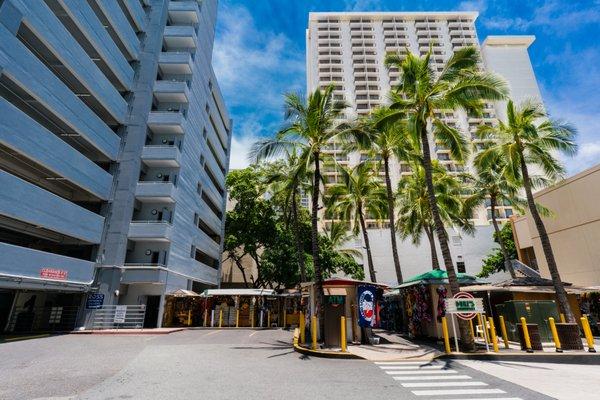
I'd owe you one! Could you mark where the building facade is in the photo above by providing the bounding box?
[306,12,545,284]
[512,163,600,287]
[0,0,231,331]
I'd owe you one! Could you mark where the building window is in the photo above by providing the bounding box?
[190,245,196,258]
[197,183,202,196]
[457,261,466,273]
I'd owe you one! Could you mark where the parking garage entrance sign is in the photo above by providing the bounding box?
[40,268,68,280]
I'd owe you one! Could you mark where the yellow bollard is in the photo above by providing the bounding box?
[311,316,317,350]
[236,309,240,328]
[267,310,271,328]
[499,315,510,349]
[203,309,207,327]
[488,317,499,353]
[468,318,475,341]
[187,309,192,326]
[219,309,223,328]
[441,316,452,354]
[476,313,484,339]
[299,312,305,344]
[560,313,566,324]
[340,316,347,352]
[520,317,533,353]
[581,316,596,353]
[548,317,563,352]
[283,309,287,328]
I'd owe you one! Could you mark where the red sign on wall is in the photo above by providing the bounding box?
[40,268,68,280]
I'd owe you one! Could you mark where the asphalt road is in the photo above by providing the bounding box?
[0,329,560,400]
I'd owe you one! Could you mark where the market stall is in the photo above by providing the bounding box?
[394,270,484,339]
[162,289,203,327]
[301,278,388,347]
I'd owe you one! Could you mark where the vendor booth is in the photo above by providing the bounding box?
[394,270,484,340]
[302,278,388,347]
[162,289,203,327]
[199,288,301,328]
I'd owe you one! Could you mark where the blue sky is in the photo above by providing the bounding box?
[212,0,600,175]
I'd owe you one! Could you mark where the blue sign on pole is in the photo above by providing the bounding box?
[86,293,105,309]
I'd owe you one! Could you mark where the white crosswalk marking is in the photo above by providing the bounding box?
[392,375,471,381]
[374,360,525,399]
[380,365,445,370]
[401,381,487,388]
[385,370,458,375]
[412,388,506,396]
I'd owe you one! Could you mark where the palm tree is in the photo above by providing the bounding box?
[397,162,474,270]
[345,107,419,284]
[323,220,362,260]
[250,85,347,333]
[262,152,311,282]
[327,162,387,282]
[467,153,525,279]
[382,47,508,350]
[474,100,577,321]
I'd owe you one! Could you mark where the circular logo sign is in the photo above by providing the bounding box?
[453,291,477,320]
[359,290,374,322]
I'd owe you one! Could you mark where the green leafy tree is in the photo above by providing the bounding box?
[478,223,517,278]
[467,153,524,278]
[345,107,419,284]
[475,100,578,321]
[327,162,387,282]
[251,86,347,329]
[383,47,508,350]
[397,162,474,270]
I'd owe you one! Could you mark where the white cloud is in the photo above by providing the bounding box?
[458,0,488,12]
[482,1,600,34]
[344,0,383,11]
[212,4,304,111]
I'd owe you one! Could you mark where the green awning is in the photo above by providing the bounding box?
[394,269,481,289]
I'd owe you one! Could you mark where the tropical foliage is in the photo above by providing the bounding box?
[478,223,517,278]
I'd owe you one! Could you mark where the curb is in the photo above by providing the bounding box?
[292,328,363,359]
[439,352,600,365]
[71,328,185,335]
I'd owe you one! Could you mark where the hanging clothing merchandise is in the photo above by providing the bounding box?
[436,285,447,322]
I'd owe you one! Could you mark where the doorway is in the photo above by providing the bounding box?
[144,296,161,328]
[0,291,15,332]
[323,295,346,347]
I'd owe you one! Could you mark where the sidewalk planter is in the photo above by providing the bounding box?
[555,323,584,350]
[518,323,543,350]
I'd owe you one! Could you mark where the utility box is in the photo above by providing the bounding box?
[495,300,560,342]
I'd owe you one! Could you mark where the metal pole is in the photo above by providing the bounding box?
[340,316,347,352]
[451,313,459,353]
[481,313,490,352]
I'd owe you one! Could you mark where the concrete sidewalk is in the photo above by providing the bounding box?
[72,328,184,335]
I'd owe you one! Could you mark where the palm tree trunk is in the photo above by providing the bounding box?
[424,224,440,270]
[292,189,307,282]
[358,206,377,282]
[518,154,574,322]
[384,156,403,284]
[419,123,475,351]
[490,196,516,279]
[312,151,325,338]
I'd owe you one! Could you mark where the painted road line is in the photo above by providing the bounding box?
[379,365,445,370]
[249,331,259,337]
[375,361,439,365]
[385,370,458,375]
[411,388,506,396]
[441,398,522,400]
[392,375,472,381]
[204,330,221,336]
[402,381,488,388]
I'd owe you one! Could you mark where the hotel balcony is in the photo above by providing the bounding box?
[158,51,193,75]
[163,25,197,51]
[147,110,186,135]
[135,181,176,203]
[153,80,190,103]
[128,221,173,242]
[141,145,181,168]
[168,0,200,25]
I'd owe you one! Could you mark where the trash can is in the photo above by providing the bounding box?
[556,323,584,350]
[518,323,543,350]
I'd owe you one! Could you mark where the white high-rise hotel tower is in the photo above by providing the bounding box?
[306,11,544,283]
